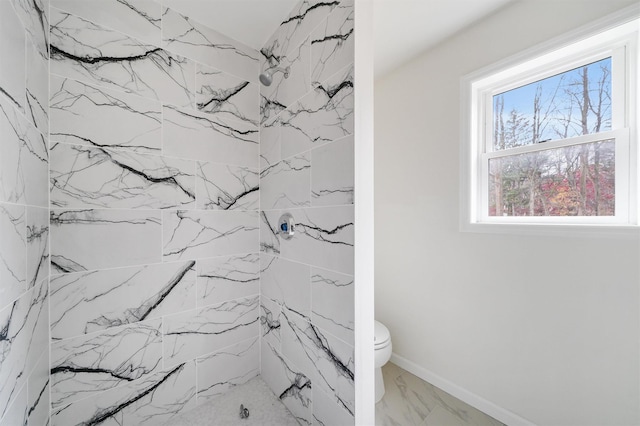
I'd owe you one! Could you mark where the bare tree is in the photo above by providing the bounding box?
[564,63,612,215]
[493,95,505,215]
[490,59,613,217]
[588,63,611,215]
[532,76,564,144]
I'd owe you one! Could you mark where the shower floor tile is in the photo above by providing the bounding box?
[376,362,505,426]
[165,376,299,426]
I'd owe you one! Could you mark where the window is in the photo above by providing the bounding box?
[462,14,639,234]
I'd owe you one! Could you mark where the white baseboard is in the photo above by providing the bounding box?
[389,353,536,426]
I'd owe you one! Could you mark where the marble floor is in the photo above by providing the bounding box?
[376,363,505,426]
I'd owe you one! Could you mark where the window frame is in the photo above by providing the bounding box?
[461,10,639,237]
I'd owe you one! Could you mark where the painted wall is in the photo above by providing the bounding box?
[46,1,262,424]
[374,1,640,425]
[258,1,356,424]
[0,0,51,424]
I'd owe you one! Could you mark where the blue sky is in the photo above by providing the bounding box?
[494,57,612,146]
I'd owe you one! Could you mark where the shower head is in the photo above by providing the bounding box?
[259,71,273,86]
[259,66,290,86]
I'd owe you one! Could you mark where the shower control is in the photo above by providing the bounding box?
[239,404,249,419]
[278,213,295,240]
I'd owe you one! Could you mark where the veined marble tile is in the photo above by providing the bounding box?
[162,7,260,83]
[197,253,259,307]
[311,267,353,345]
[269,205,354,274]
[281,309,354,416]
[310,1,354,85]
[391,368,504,426]
[0,1,26,111]
[196,64,259,126]
[260,340,312,426]
[260,116,281,169]
[50,76,162,154]
[260,254,311,319]
[162,210,258,262]
[50,209,161,274]
[260,295,282,349]
[375,407,404,426]
[424,406,465,426]
[163,105,259,168]
[263,0,339,61]
[50,319,163,409]
[196,337,259,403]
[50,8,195,108]
[28,278,50,387]
[0,279,48,420]
[0,381,27,426]
[196,162,258,211]
[0,203,26,310]
[26,206,49,290]
[26,39,49,135]
[280,64,353,159]
[289,205,354,274]
[0,96,49,207]
[27,352,50,426]
[50,261,196,341]
[50,142,196,209]
[163,295,259,367]
[259,37,311,111]
[376,363,438,426]
[260,93,286,125]
[311,135,354,206]
[10,0,49,59]
[260,154,311,209]
[259,210,281,255]
[377,363,419,422]
[51,0,161,46]
[51,361,196,426]
[313,385,354,426]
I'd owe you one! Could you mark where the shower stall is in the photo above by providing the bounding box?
[0,0,368,424]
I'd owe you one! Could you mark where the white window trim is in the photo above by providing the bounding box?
[460,5,640,238]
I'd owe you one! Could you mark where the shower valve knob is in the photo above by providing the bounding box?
[239,404,249,419]
[278,213,295,240]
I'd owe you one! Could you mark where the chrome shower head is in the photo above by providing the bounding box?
[259,66,290,86]
[259,71,273,86]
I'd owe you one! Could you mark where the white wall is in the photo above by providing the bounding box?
[374,1,640,425]
[354,1,376,424]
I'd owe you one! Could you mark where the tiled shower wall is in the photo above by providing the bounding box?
[258,1,356,425]
[1,0,357,424]
[0,0,51,425]
[47,1,263,424]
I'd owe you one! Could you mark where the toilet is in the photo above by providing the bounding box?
[374,320,392,403]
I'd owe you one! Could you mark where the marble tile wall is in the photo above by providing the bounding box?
[258,1,356,424]
[0,1,51,425]
[47,0,262,424]
[2,0,357,424]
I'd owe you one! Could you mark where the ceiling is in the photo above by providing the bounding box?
[373,0,513,77]
[163,0,514,78]
[162,0,299,50]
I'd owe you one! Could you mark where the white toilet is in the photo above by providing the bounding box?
[374,320,392,403]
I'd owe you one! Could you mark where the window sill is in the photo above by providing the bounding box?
[461,221,640,239]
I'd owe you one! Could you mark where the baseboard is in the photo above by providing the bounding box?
[389,353,536,426]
